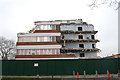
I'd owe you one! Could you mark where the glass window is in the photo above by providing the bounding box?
[44,37,48,42]
[51,25,56,30]
[38,25,53,30]
[78,35,83,39]
[79,44,84,48]
[49,49,52,54]
[91,35,95,39]
[62,35,64,39]
[80,53,85,57]
[78,27,82,31]
[92,44,95,48]
[37,37,54,42]
[31,50,36,55]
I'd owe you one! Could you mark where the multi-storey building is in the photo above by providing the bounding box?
[16,19,100,59]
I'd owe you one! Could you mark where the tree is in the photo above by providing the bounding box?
[0,37,16,60]
[89,0,120,10]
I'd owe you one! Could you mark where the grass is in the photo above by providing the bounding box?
[1,77,62,80]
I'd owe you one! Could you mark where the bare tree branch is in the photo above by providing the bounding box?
[89,0,120,10]
[89,0,98,10]
[0,36,16,60]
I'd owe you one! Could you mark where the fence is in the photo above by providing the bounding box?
[1,58,120,76]
[61,78,120,80]
[60,78,120,80]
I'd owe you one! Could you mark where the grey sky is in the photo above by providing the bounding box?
[0,0,118,57]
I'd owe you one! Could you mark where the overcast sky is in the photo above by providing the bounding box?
[0,0,118,57]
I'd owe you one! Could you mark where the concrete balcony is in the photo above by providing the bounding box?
[61,39,100,43]
[17,32,61,37]
[16,42,62,49]
[61,48,100,52]
[60,30,98,34]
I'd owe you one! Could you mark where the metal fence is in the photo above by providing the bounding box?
[62,78,120,80]
[1,58,120,76]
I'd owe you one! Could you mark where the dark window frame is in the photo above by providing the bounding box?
[62,35,64,39]
[91,35,95,39]
[79,44,84,48]
[78,35,83,39]
[92,44,95,48]
[80,53,85,57]
[78,27,82,31]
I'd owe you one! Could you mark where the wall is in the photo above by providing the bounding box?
[75,52,97,57]
[60,25,94,31]
[85,52,97,57]
[2,58,120,76]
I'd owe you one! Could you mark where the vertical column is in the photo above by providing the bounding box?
[63,40,66,47]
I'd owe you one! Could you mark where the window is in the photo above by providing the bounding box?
[37,37,40,42]
[40,25,52,30]
[49,49,52,54]
[29,50,31,55]
[62,35,64,39]
[52,37,56,42]
[80,53,85,57]
[51,25,56,30]
[78,27,82,31]
[44,37,48,42]
[32,50,36,55]
[78,35,83,39]
[46,49,49,54]
[62,44,65,47]
[79,44,84,48]
[91,35,95,39]
[17,50,21,55]
[37,37,53,42]
[92,44,95,48]
[38,25,56,30]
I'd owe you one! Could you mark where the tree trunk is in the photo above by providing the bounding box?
[2,55,8,60]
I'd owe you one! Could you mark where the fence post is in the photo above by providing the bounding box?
[95,70,98,78]
[84,70,86,78]
[73,71,75,78]
[76,72,80,80]
[52,75,53,79]
[107,71,110,80]
[73,71,75,75]
[118,70,120,77]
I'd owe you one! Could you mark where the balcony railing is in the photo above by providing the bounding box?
[60,30,98,34]
[61,39,100,42]
[61,48,100,52]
